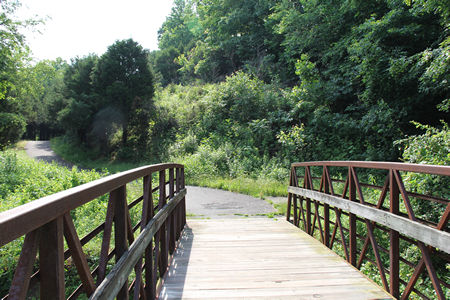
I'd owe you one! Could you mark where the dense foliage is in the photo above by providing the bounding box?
[58,40,156,160]
[0,0,41,146]
[146,0,449,180]
[2,0,448,170]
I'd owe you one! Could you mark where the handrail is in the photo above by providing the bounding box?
[291,161,450,176]
[287,161,449,300]
[91,189,186,299]
[0,163,183,247]
[0,163,187,300]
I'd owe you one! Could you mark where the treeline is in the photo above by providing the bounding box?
[0,0,448,171]
[150,0,448,177]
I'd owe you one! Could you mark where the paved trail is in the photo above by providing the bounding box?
[25,141,281,218]
[186,186,277,218]
[25,140,74,168]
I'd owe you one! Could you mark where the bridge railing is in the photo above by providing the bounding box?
[0,163,186,299]
[287,161,449,300]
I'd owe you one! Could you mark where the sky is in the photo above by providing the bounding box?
[15,0,174,62]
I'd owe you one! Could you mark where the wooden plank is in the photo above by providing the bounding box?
[39,217,65,299]
[159,170,168,277]
[160,218,393,299]
[8,229,40,299]
[112,185,128,300]
[63,213,96,295]
[288,186,450,253]
[97,195,114,284]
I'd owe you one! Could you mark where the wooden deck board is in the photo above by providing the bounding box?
[159,218,393,299]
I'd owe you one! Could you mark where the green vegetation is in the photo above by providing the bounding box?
[0,0,449,297]
[0,147,152,296]
[50,136,150,173]
[2,0,448,179]
[0,149,105,295]
[190,176,287,198]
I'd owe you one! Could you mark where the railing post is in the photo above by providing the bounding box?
[181,167,186,227]
[348,167,357,267]
[176,168,182,238]
[159,170,168,277]
[304,167,312,235]
[287,167,293,222]
[112,185,128,300]
[169,168,176,254]
[39,216,65,299]
[323,166,330,248]
[389,169,400,298]
[143,174,156,299]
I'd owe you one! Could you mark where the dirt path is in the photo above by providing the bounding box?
[25,140,74,168]
[24,141,281,218]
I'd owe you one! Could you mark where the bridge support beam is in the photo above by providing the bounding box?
[112,185,129,300]
[40,216,65,299]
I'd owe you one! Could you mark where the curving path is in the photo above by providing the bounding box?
[24,141,280,218]
[25,140,74,168]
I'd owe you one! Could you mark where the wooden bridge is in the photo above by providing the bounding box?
[0,162,449,299]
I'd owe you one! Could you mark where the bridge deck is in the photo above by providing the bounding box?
[159,218,393,299]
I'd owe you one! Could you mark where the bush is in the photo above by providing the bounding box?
[0,113,26,150]
[396,121,449,223]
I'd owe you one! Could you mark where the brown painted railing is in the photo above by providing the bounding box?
[287,161,450,300]
[0,163,186,299]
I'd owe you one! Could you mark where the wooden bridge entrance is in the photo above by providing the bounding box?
[0,161,449,299]
[159,218,392,299]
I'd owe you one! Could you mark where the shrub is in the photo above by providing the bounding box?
[0,113,26,150]
[396,121,449,223]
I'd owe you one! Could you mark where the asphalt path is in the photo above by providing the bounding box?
[25,140,74,168]
[185,185,277,218]
[25,141,281,218]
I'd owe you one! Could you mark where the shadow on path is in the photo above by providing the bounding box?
[25,141,75,169]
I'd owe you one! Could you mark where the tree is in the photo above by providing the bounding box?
[14,59,67,140]
[0,112,25,149]
[92,39,155,148]
[58,55,98,142]
[196,0,278,77]
[151,0,202,85]
[158,0,201,53]
[149,47,181,86]
[0,0,42,147]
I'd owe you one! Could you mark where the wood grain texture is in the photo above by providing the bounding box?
[159,218,394,299]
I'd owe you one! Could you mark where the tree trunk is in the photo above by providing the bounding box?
[122,124,128,147]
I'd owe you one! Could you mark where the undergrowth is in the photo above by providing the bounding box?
[50,136,150,173]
